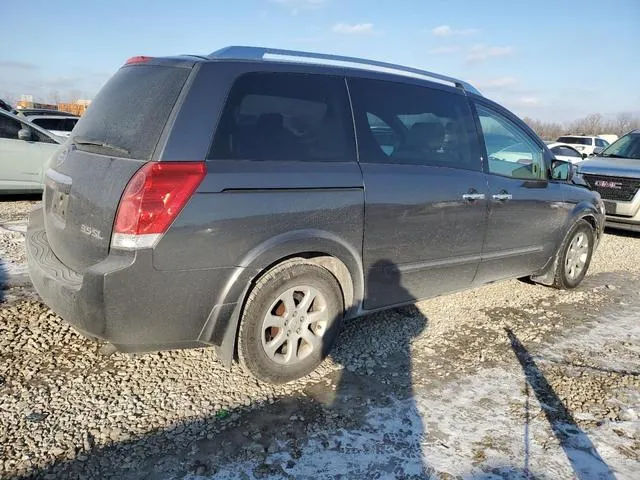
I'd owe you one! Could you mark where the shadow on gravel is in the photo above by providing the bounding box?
[506,328,616,480]
[1,258,6,303]
[0,193,42,203]
[19,260,436,479]
[604,227,640,239]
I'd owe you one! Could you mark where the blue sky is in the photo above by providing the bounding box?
[1,0,638,122]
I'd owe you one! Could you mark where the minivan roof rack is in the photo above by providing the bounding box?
[210,46,482,96]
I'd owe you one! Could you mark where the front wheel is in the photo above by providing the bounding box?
[237,261,344,384]
[552,219,595,289]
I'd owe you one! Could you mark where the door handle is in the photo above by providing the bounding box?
[462,192,486,201]
[492,192,513,201]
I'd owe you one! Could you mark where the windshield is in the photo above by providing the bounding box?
[557,136,592,145]
[600,133,640,160]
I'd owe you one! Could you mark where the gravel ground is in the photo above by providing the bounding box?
[1,198,639,479]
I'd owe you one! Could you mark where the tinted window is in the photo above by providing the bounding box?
[0,114,21,139]
[210,72,356,162]
[65,118,78,132]
[551,146,580,157]
[476,104,546,180]
[349,78,481,170]
[557,136,592,146]
[32,118,66,131]
[72,65,190,159]
[595,138,606,147]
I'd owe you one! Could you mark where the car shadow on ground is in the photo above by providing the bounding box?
[604,226,640,239]
[0,194,41,203]
[16,264,617,479]
[18,260,433,479]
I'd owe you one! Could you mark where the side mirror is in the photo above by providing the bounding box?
[581,152,588,159]
[593,147,604,155]
[18,128,32,141]
[551,159,574,181]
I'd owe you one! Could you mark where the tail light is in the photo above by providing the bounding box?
[125,56,153,65]
[111,162,206,250]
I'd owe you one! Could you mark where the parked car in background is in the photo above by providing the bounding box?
[547,142,585,164]
[557,135,609,156]
[27,46,604,384]
[27,115,79,138]
[598,134,619,145]
[0,109,62,193]
[16,108,78,118]
[0,99,12,112]
[579,129,640,232]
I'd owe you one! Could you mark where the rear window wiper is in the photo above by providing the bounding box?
[73,137,130,155]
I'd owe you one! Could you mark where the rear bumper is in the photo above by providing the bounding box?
[26,207,238,352]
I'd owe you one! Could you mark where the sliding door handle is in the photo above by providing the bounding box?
[492,193,513,201]
[462,192,486,201]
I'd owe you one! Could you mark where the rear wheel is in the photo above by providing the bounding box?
[237,261,344,384]
[552,219,595,289]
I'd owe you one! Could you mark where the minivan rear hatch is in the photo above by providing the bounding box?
[43,62,192,273]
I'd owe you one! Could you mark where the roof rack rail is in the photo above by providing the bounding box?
[210,46,482,96]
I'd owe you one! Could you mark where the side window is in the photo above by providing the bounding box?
[0,114,22,139]
[65,118,78,132]
[349,77,481,171]
[366,113,399,156]
[209,72,356,162]
[476,104,546,180]
[32,118,63,131]
[30,127,57,144]
[595,138,606,148]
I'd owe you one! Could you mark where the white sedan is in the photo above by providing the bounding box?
[0,109,62,194]
[547,142,586,164]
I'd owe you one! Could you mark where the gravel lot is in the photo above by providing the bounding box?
[1,198,639,479]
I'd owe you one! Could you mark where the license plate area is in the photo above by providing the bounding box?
[51,191,69,222]
[45,169,72,226]
[603,200,617,215]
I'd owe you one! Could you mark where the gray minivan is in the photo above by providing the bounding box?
[27,47,605,383]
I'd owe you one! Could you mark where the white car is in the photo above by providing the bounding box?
[22,115,79,138]
[0,109,62,193]
[556,135,609,156]
[547,142,585,164]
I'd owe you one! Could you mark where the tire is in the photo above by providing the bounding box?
[552,219,595,289]
[237,261,344,384]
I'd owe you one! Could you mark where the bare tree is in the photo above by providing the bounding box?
[49,90,61,105]
[613,112,634,136]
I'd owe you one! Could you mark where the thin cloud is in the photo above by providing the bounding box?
[473,77,518,89]
[466,44,514,62]
[517,96,540,105]
[0,60,38,71]
[332,23,375,35]
[428,46,461,55]
[273,0,327,14]
[431,25,478,37]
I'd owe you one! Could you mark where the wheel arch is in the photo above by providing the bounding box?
[531,207,600,286]
[200,229,364,367]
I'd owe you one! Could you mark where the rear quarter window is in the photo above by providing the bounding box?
[71,65,190,159]
[209,72,356,162]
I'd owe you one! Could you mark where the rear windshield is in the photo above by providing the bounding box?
[33,117,77,131]
[71,65,190,159]
[557,136,592,145]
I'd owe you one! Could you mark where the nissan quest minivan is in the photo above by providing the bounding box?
[27,46,605,383]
